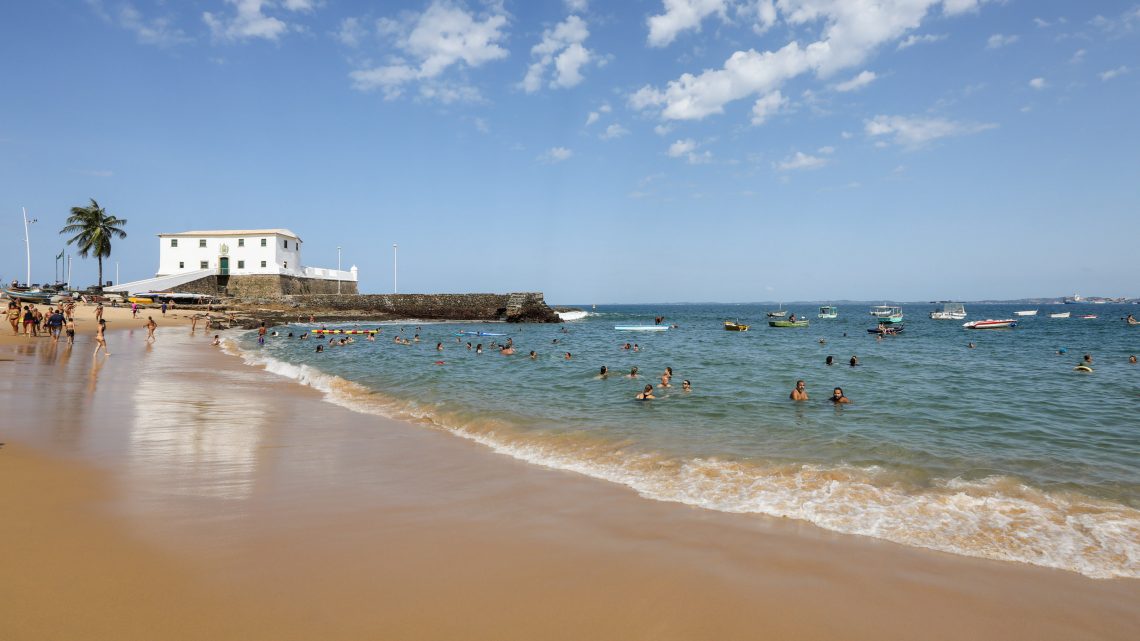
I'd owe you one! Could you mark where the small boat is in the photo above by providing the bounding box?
[127,297,154,305]
[870,305,904,323]
[1013,310,1038,316]
[769,319,809,328]
[1078,314,1097,320]
[818,305,838,319]
[1049,312,1070,319]
[2,288,56,303]
[766,305,787,318]
[868,324,904,335]
[963,319,1017,329]
[930,302,967,320]
[614,325,668,332]
[724,320,750,331]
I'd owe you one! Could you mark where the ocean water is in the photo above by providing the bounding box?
[230,303,1140,579]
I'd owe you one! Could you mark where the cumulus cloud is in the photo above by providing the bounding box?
[647,0,729,47]
[1099,66,1130,81]
[565,0,589,11]
[1028,77,1047,90]
[348,1,508,101]
[600,124,630,140]
[631,0,989,123]
[667,138,712,164]
[336,16,367,47]
[833,70,877,92]
[539,147,574,163]
[865,114,997,147]
[750,90,787,125]
[204,0,316,42]
[585,103,610,126]
[897,33,946,49]
[522,15,595,92]
[986,33,1019,49]
[776,151,827,170]
[87,0,191,46]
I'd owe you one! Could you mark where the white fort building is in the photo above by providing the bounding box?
[108,228,357,296]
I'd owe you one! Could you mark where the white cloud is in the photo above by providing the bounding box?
[1033,17,1050,28]
[585,112,600,126]
[539,147,574,163]
[865,114,997,147]
[749,90,787,125]
[840,131,853,139]
[1070,48,1086,63]
[204,0,314,42]
[668,138,697,157]
[601,124,630,140]
[818,145,835,154]
[1090,6,1140,35]
[647,0,729,47]
[631,0,987,123]
[833,70,877,92]
[118,4,191,47]
[1028,77,1047,90]
[739,0,778,35]
[522,15,594,92]
[1099,66,1130,81]
[349,2,508,101]
[666,138,711,164]
[897,33,947,49]
[776,151,827,170]
[654,123,674,136]
[565,0,589,11]
[986,33,1019,49]
[336,16,367,47]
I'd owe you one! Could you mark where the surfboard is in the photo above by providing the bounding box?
[1074,365,1093,372]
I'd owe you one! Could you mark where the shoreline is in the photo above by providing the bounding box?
[2,314,1138,639]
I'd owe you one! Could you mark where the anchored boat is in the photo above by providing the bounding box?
[818,305,838,319]
[870,305,904,323]
[724,320,750,331]
[769,319,809,328]
[963,319,1017,329]
[930,302,967,320]
[1013,310,1038,317]
[1049,312,1070,319]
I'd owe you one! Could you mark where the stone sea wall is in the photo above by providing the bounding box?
[242,292,560,323]
[163,274,359,297]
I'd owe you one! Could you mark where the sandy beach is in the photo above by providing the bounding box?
[1,305,1138,640]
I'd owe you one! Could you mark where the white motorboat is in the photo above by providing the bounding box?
[1013,310,1038,316]
[1049,312,1070,319]
[963,319,1017,329]
[818,305,838,319]
[930,302,967,320]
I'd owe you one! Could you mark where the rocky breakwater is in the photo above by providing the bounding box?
[222,292,561,329]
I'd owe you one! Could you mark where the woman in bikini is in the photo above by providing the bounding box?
[93,319,110,356]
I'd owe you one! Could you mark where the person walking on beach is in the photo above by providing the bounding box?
[161,301,168,316]
[65,317,76,345]
[131,302,139,319]
[7,302,21,335]
[93,319,110,356]
[257,322,267,346]
[95,303,104,323]
[145,316,158,343]
[790,380,808,401]
[22,305,35,337]
[47,308,65,342]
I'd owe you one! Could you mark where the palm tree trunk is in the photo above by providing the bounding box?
[97,255,104,292]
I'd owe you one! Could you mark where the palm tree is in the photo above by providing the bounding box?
[60,198,127,291]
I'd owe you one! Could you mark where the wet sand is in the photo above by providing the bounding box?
[1,321,1137,640]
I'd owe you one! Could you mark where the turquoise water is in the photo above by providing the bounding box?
[232,303,1140,578]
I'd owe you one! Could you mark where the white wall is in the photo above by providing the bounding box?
[155,233,354,281]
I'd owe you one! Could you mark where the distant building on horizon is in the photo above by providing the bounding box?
[108,228,357,296]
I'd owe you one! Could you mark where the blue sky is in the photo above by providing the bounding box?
[2,0,1138,303]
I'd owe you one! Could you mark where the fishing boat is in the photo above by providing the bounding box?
[724,320,750,331]
[766,304,787,318]
[769,319,809,328]
[1013,310,1038,316]
[963,319,1017,329]
[614,325,668,332]
[1078,314,1098,320]
[818,305,838,319]
[1049,312,1070,319]
[2,288,57,303]
[870,305,904,323]
[929,302,966,320]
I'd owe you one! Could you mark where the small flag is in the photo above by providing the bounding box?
[56,249,65,260]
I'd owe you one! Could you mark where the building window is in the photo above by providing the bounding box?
[283,261,288,268]
[284,240,288,249]
[199,239,207,248]
[238,238,245,247]
[179,261,184,269]
[171,239,178,247]
[260,261,267,268]
[200,261,208,269]
[237,260,244,269]
[260,238,267,247]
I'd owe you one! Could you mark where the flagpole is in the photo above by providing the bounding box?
[22,207,37,287]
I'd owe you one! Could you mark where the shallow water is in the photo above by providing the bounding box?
[233,303,1140,578]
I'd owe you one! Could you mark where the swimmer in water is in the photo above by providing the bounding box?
[1129,355,1137,364]
[212,335,220,346]
[436,342,443,351]
[830,387,850,404]
[636,384,655,400]
[598,365,609,379]
[681,379,691,392]
[1083,354,1093,366]
[564,352,572,360]
[529,350,537,359]
[315,344,323,353]
[476,344,483,354]
[789,380,808,401]
[967,342,976,349]
[500,344,515,355]
[849,355,859,367]
[627,366,639,379]
[825,355,834,366]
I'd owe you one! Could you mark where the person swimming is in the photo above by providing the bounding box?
[849,355,859,367]
[627,366,639,378]
[599,365,609,379]
[830,387,850,404]
[529,350,537,359]
[681,379,691,392]
[790,380,808,401]
[564,352,572,360]
[825,355,834,366]
[1129,355,1137,364]
[636,384,655,400]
